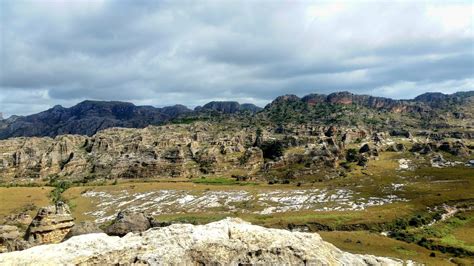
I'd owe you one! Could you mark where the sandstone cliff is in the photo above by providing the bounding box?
[0,218,402,265]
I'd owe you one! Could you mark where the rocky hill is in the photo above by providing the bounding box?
[260,91,473,131]
[0,100,193,139]
[0,218,402,265]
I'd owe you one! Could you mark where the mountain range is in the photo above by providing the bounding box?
[0,91,472,140]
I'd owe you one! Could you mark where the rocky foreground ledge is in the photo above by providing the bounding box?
[0,218,404,266]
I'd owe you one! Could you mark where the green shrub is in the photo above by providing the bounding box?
[260,140,284,160]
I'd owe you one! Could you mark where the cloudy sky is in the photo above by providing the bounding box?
[0,0,473,117]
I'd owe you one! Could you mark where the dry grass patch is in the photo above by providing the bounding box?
[0,187,52,220]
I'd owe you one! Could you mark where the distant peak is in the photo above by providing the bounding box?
[414,92,447,102]
[273,94,300,102]
[200,101,260,114]
[52,104,64,109]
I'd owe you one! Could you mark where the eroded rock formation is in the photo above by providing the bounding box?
[25,202,74,244]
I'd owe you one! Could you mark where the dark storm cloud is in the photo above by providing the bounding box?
[0,0,473,117]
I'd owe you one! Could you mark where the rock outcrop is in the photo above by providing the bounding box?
[0,226,21,253]
[0,218,402,265]
[105,210,152,236]
[0,123,257,180]
[240,147,264,171]
[25,202,74,244]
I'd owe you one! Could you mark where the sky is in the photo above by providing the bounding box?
[0,0,473,117]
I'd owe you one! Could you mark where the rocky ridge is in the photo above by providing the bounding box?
[0,100,192,139]
[0,100,261,140]
[0,218,403,265]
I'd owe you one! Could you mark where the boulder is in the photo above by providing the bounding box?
[372,132,384,145]
[397,159,413,171]
[325,126,337,137]
[0,225,21,253]
[64,221,103,240]
[438,141,469,157]
[431,153,448,168]
[359,144,378,157]
[389,130,412,139]
[0,226,20,241]
[357,155,369,167]
[359,144,371,153]
[386,143,406,152]
[430,153,462,168]
[324,137,342,156]
[467,160,474,167]
[105,210,151,237]
[410,143,433,155]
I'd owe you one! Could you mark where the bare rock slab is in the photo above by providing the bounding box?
[0,218,403,265]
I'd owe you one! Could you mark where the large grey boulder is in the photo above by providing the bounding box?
[104,210,151,236]
[64,221,103,240]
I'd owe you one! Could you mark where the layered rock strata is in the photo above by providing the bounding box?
[25,202,74,244]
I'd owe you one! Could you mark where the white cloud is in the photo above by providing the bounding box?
[0,0,472,116]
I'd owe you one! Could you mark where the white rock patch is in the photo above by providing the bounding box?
[82,187,408,223]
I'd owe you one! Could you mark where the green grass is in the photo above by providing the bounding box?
[319,230,471,265]
[392,246,418,256]
[191,177,258,186]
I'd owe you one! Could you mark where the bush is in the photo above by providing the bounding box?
[49,179,72,204]
[394,218,408,230]
[345,148,359,162]
[408,214,429,227]
[260,140,284,160]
